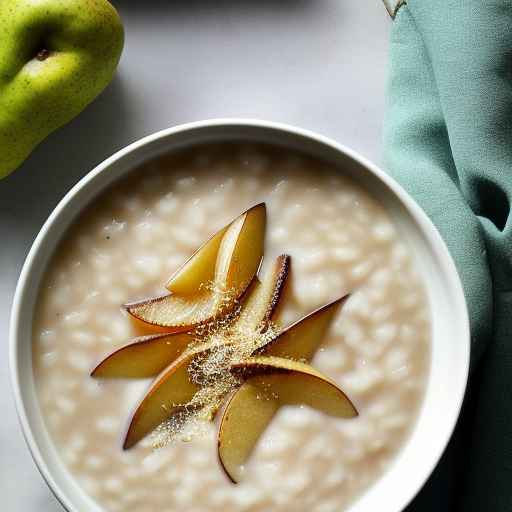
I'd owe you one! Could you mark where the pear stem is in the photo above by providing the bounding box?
[36,49,51,61]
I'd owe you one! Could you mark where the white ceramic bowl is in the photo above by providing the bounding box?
[10,119,469,512]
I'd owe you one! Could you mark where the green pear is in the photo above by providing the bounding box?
[0,0,124,178]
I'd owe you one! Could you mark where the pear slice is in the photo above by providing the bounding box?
[124,203,266,330]
[219,355,357,482]
[122,339,237,449]
[217,295,350,482]
[261,295,349,360]
[123,292,217,333]
[217,381,280,483]
[165,225,228,295]
[214,203,266,294]
[235,254,290,335]
[123,346,204,449]
[230,356,357,416]
[90,332,193,379]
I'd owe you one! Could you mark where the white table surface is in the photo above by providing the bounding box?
[0,2,390,509]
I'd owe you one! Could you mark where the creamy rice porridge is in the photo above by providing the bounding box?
[33,143,430,512]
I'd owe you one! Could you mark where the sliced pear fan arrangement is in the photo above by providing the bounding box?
[91,202,358,483]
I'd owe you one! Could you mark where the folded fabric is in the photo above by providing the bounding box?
[383,1,512,510]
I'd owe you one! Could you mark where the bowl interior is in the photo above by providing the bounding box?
[10,120,469,512]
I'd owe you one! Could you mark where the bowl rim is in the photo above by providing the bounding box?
[9,118,470,512]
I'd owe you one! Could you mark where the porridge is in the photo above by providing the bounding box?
[33,143,430,512]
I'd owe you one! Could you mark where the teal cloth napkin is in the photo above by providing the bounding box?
[383,1,512,510]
